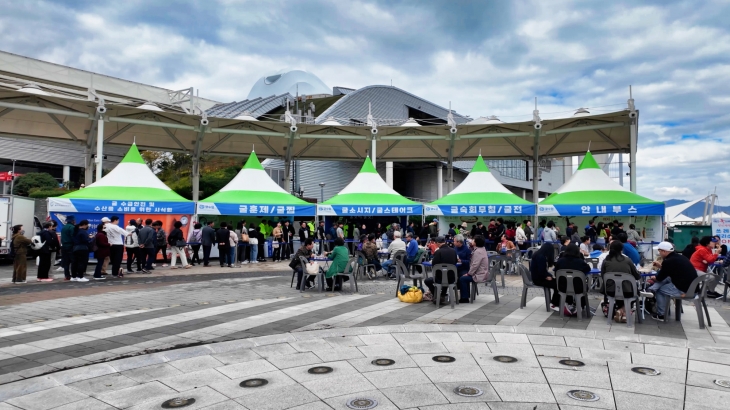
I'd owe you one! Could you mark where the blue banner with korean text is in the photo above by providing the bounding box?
[538,203,665,217]
[317,204,423,216]
[48,198,194,214]
[198,202,316,216]
[424,204,536,216]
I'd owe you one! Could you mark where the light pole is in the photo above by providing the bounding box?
[319,182,325,203]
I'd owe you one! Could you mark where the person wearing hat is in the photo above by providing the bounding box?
[647,241,698,320]
[690,236,720,274]
[424,235,458,305]
[60,215,76,281]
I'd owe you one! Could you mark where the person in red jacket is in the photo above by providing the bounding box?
[93,223,111,280]
[689,236,719,273]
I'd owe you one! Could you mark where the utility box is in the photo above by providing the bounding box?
[668,225,712,252]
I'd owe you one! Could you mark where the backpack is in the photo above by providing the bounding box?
[125,231,137,246]
[156,229,166,246]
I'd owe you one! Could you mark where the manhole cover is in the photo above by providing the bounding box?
[715,379,730,388]
[631,367,661,376]
[453,386,484,397]
[493,355,518,363]
[371,358,395,366]
[567,390,600,402]
[161,398,196,408]
[432,355,456,363]
[308,366,334,374]
[559,359,585,367]
[239,378,268,388]
[346,398,378,409]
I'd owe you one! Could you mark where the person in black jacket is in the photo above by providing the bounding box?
[298,222,311,247]
[553,244,591,315]
[283,220,295,259]
[648,241,698,320]
[201,221,216,267]
[681,237,699,259]
[530,243,563,309]
[37,222,59,281]
[424,236,458,305]
[216,222,231,267]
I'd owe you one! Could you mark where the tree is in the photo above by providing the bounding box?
[12,172,59,196]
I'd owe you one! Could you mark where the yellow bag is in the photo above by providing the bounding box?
[397,286,423,303]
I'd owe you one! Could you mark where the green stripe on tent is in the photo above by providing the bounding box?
[471,155,490,173]
[119,143,146,165]
[61,186,190,201]
[201,190,310,204]
[577,151,601,171]
[242,151,264,171]
[431,192,533,205]
[540,190,663,205]
[359,156,377,174]
[324,193,419,205]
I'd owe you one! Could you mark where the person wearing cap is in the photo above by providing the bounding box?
[689,236,719,273]
[60,215,76,281]
[424,235,458,305]
[648,241,698,320]
[104,216,128,277]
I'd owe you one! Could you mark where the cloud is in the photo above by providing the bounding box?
[0,0,728,201]
[653,186,695,198]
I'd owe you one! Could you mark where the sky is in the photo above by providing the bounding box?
[0,0,729,202]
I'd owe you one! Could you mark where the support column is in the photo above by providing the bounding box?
[386,161,393,189]
[95,116,104,181]
[436,165,443,199]
[84,147,93,186]
[62,166,70,186]
[447,134,455,194]
[618,153,624,187]
[532,130,540,223]
[371,137,377,166]
[629,119,637,193]
[192,123,205,203]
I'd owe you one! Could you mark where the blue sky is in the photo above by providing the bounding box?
[1,0,729,202]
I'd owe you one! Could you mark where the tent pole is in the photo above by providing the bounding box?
[533,130,540,225]
[192,117,206,203]
[447,134,455,194]
[95,114,104,181]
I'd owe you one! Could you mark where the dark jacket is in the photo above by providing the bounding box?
[600,254,640,297]
[167,228,184,246]
[655,252,698,293]
[39,230,59,254]
[299,227,310,243]
[138,226,156,248]
[530,253,552,283]
[216,228,230,248]
[283,224,295,243]
[454,243,471,267]
[432,244,458,266]
[681,244,696,259]
[72,228,93,249]
[94,232,110,260]
[201,225,216,246]
[61,223,75,249]
[289,246,312,270]
[554,255,591,275]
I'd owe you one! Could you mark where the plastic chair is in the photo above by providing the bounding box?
[410,249,427,277]
[432,263,458,309]
[603,272,641,327]
[395,259,424,297]
[470,263,500,304]
[330,257,359,294]
[518,264,550,312]
[355,251,376,280]
[298,256,323,293]
[554,269,591,321]
[393,250,406,264]
[665,273,716,329]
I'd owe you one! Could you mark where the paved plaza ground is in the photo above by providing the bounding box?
[1,261,730,409]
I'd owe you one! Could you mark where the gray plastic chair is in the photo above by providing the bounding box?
[469,263,500,304]
[331,257,359,294]
[432,263,458,309]
[665,273,716,329]
[298,256,323,293]
[392,250,406,264]
[518,264,550,312]
[555,269,591,321]
[603,272,641,327]
[355,251,377,280]
[410,251,428,277]
[395,259,424,297]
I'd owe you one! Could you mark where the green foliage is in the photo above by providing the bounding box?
[165,166,240,200]
[12,172,59,196]
[29,189,74,199]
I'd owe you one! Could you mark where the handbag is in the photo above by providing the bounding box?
[241,232,249,242]
[273,242,280,249]
[305,261,319,275]
[175,240,187,247]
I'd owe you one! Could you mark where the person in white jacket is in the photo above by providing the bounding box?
[515,223,528,250]
[124,221,144,273]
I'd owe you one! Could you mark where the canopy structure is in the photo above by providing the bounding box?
[317,157,422,216]
[538,151,664,217]
[48,143,193,214]
[198,151,315,216]
[425,155,535,216]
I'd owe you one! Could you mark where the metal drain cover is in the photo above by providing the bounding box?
[453,386,484,397]
[308,366,334,374]
[239,378,268,388]
[371,358,395,366]
[161,397,196,408]
[432,355,456,363]
[715,379,730,388]
[346,397,378,409]
[493,355,518,363]
[631,367,661,376]
[559,359,585,367]
[567,390,600,402]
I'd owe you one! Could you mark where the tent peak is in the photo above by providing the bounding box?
[359,156,377,174]
[577,151,601,171]
[242,151,264,171]
[471,155,491,173]
[120,143,146,165]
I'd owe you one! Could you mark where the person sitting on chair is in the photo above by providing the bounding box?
[290,238,315,290]
[647,241,698,320]
[424,236,458,306]
[324,237,350,291]
[601,240,640,322]
[553,244,591,316]
[458,235,489,303]
[362,234,382,274]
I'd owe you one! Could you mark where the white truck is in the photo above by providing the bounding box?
[0,195,42,259]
